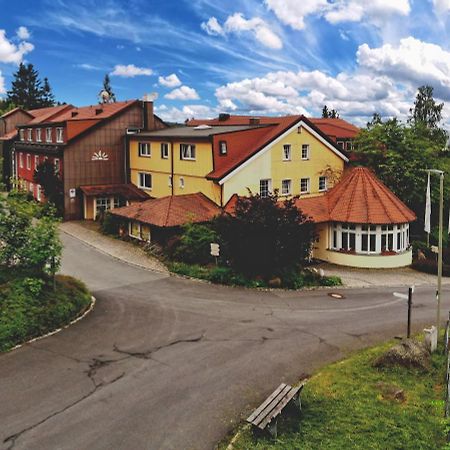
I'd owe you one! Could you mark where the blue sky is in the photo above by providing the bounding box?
[1,0,450,125]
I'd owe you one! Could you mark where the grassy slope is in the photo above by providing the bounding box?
[0,274,92,352]
[224,339,448,449]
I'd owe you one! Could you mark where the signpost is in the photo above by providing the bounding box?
[210,243,220,265]
[393,285,414,338]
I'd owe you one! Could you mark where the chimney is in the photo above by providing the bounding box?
[218,113,230,122]
[143,100,155,131]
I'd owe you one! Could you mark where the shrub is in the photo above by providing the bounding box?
[412,259,450,277]
[172,222,218,265]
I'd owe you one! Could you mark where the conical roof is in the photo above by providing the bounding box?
[297,167,416,224]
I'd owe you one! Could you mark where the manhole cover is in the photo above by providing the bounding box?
[328,292,345,299]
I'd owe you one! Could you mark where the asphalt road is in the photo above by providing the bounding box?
[1,232,449,450]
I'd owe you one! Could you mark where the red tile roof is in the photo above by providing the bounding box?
[111,192,222,227]
[309,118,360,141]
[27,104,74,125]
[54,100,138,122]
[79,184,150,201]
[0,107,33,119]
[296,166,416,224]
[0,129,19,141]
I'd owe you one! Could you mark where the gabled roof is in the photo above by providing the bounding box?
[309,118,360,140]
[0,107,34,119]
[110,192,221,227]
[296,166,416,224]
[26,104,74,125]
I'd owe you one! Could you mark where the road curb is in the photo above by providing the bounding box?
[6,295,96,354]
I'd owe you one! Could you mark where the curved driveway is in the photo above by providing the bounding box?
[1,232,449,450]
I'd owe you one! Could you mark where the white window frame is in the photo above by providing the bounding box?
[300,177,310,194]
[138,172,152,190]
[179,177,185,189]
[46,128,52,143]
[168,175,172,187]
[34,155,39,169]
[19,129,25,141]
[19,152,24,168]
[259,179,271,198]
[281,179,292,196]
[301,144,310,160]
[282,144,291,161]
[219,140,227,156]
[54,158,60,173]
[56,127,64,143]
[138,142,151,157]
[36,128,42,142]
[27,128,32,142]
[161,142,169,159]
[129,221,142,240]
[26,154,31,170]
[319,176,327,192]
[180,143,196,160]
[37,185,41,201]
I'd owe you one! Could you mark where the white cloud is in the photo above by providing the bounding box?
[201,17,224,36]
[155,104,216,123]
[265,0,410,29]
[165,85,200,100]
[0,29,34,64]
[16,26,30,40]
[202,13,283,50]
[77,63,102,71]
[357,37,450,100]
[159,73,182,88]
[0,70,5,95]
[433,0,450,14]
[110,64,153,77]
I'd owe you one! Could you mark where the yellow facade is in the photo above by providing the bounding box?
[129,139,221,204]
[221,124,345,204]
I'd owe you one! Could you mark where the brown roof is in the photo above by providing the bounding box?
[111,192,221,227]
[0,107,33,119]
[0,129,19,141]
[296,166,416,224]
[27,104,74,125]
[309,118,360,140]
[80,184,150,201]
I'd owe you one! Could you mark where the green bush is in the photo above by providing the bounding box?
[171,223,218,265]
[411,259,450,277]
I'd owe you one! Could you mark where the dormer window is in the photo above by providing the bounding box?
[27,128,32,142]
[219,141,227,155]
[46,128,52,143]
[36,128,42,142]
[56,128,63,143]
[19,129,24,141]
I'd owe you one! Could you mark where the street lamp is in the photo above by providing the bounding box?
[426,169,444,334]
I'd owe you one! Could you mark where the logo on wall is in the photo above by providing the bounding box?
[92,151,109,161]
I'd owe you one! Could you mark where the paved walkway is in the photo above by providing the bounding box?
[319,262,450,288]
[60,221,168,273]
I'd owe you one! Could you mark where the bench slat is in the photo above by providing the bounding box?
[258,385,302,430]
[250,384,293,427]
[247,383,287,423]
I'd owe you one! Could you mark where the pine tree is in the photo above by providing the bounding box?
[322,105,339,118]
[6,63,55,109]
[99,74,116,103]
[409,85,444,129]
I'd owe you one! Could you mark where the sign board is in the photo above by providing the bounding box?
[210,243,220,257]
[69,188,76,199]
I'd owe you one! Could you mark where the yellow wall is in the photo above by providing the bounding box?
[129,139,221,204]
[222,125,345,204]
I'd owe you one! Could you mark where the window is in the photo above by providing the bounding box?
[19,153,24,168]
[301,144,310,160]
[129,221,141,239]
[281,179,292,195]
[282,144,291,161]
[260,179,271,198]
[346,141,353,152]
[34,155,39,169]
[168,175,172,187]
[138,172,152,189]
[138,142,151,157]
[54,158,60,173]
[161,143,169,159]
[300,177,310,194]
[113,197,125,209]
[179,177,185,189]
[180,143,196,160]
[46,128,52,143]
[56,128,63,143]
[336,140,344,149]
[19,129,24,141]
[36,128,42,142]
[339,223,356,251]
[319,176,327,191]
[96,197,111,213]
[37,185,41,202]
[27,128,32,142]
[219,141,227,155]
[26,154,31,170]
[29,182,34,193]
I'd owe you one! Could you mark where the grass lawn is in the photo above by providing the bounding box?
[168,262,342,289]
[0,272,92,352]
[222,338,449,449]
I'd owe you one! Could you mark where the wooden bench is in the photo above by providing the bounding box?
[246,382,305,438]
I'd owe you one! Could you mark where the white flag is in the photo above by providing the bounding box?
[425,173,431,234]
